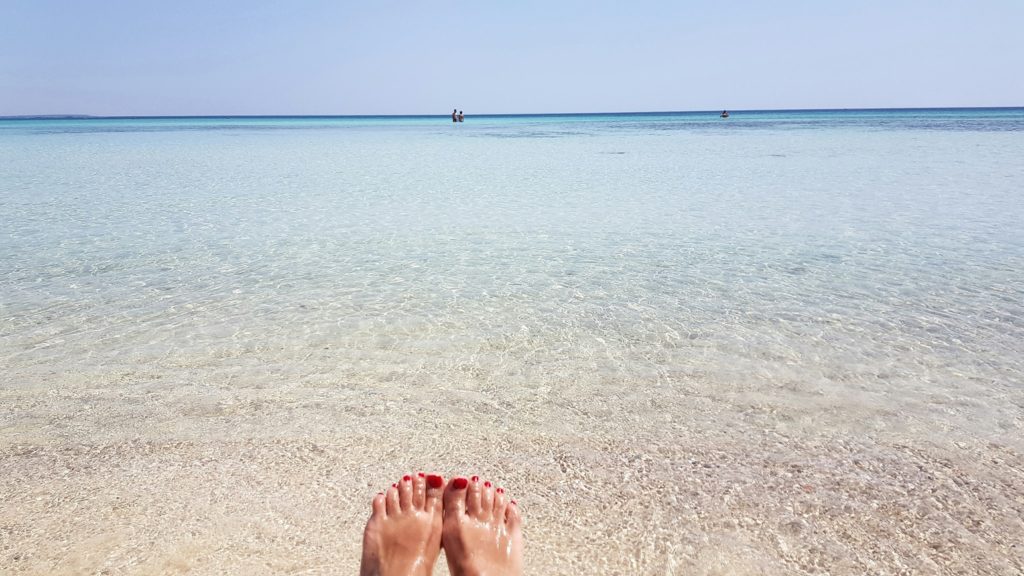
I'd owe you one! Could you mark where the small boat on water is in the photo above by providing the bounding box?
[720,110,729,118]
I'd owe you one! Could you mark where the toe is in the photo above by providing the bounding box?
[467,475,482,516]
[505,499,523,532]
[443,476,469,517]
[480,480,495,517]
[398,474,413,511]
[385,483,400,516]
[425,474,445,513]
[413,472,426,509]
[492,487,507,520]
[371,492,387,518]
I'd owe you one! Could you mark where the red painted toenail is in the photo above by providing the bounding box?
[497,488,504,493]
[427,474,444,488]
[471,475,479,482]
[484,481,492,487]
[403,475,411,482]
[452,477,468,489]
[391,483,397,488]
[511,500,517,505]
[418,472,425,478]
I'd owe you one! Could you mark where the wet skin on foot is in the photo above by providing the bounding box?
[360,472,446,576]
[441,475,524,576]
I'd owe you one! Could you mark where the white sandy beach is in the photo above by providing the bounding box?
[3,341,1023,574]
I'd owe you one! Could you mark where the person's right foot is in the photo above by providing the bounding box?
[441,475,523,576]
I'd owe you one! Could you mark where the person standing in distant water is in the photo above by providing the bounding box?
[452,109,458,122]
[458,111,464,122]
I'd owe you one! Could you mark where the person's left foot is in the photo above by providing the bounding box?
[360,472,446,576]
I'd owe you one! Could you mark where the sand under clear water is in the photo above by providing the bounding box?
[1,110,1023,574]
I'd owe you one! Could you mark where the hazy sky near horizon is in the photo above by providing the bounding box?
[1,0,1022,116]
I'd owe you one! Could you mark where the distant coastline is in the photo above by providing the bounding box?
[2,107,1023,122]
[0,114,94,120]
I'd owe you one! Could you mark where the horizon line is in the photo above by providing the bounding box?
[2,105,1023,120]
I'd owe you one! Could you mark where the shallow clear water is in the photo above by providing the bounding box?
[2,109,1023,574]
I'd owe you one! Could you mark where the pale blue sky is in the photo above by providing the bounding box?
[1,0,1021,116]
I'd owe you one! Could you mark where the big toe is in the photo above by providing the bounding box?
[443,476,469,518]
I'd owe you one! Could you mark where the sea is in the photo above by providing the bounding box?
[1,109,1023,574]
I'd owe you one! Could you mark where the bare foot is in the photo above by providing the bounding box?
[442,475,523,576]
[360,472,446,576]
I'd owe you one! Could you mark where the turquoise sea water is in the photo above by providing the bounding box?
[2,109,1023,444]
[2,109,1024,573]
